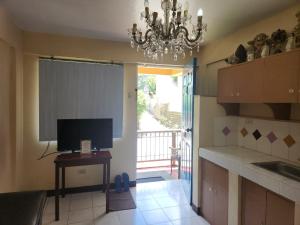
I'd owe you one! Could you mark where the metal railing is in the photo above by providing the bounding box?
[137,130,181,162]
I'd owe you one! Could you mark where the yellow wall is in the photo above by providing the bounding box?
[23,55,138,190]
[21,32,190,190]
[0,4,23,192]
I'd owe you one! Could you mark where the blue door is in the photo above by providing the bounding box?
[181,58,197,204]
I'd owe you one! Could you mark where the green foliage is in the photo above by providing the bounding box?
[137,91,147,120]
[138,75,156,96]
[147,76,156,96]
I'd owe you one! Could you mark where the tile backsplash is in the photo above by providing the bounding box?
[214,116,300,163]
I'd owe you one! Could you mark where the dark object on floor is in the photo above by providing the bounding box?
[0,191,47,225]
[136,176,165,183]
[115,175,122,193]
[122,173,130,192]
[109,191,136,211]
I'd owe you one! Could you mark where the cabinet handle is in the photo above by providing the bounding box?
[209,187,212,192]
[236,92,240,97]
[288,89,295,94]
[230,93,234,97]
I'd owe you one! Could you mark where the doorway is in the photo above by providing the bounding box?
[136,59,197,204]
[136,66,183,182]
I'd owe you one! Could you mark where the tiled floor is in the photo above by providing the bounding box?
[42,180,210,225]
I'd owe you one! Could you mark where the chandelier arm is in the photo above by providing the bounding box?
[176,26,202,43]
[183,38,197,48]
[133,29,152,45]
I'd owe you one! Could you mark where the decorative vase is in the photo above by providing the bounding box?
[286,34,296,52]
[247,52,254,62]
[261,44,270,57]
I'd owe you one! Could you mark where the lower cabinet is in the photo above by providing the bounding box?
[200,158,228,225]
[242,178,295,225]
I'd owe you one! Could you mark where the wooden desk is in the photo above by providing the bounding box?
[54,151,112,221]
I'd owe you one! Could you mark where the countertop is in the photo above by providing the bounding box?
[199,146,300,203]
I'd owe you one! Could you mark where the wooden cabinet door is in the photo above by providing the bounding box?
[201,159,215,225]
[242,179,267,225]
[235,59,264,103]
[263,50,300,103]
[213,163,228,225]
[218,67,238,103]
[266,192,295,225]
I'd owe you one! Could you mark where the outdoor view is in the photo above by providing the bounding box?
[137,67,183,181]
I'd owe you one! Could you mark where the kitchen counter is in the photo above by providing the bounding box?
[199,146,300,203]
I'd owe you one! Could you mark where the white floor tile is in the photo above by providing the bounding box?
[42,212,68,225]
[142,209,169,225]
[92,192,106,207]
[117,209,147,225]
[42,180,209,225]
[70,197,93,211]
[171,216,211,225]
[44,197,70,214]
[68,208,94,224]
[136,198,160,211]
[71,192,92,200]
[162,205,197,221]
[94,211,120,225]
[155,196,179,208]
[68,220,94,225]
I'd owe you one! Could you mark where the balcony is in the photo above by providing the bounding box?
[137,130,181,181]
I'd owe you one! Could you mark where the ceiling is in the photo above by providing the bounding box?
[2,0,299,43]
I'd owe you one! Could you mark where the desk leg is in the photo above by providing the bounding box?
[106,160,110,213]
[62,167,65,198]
[103,163,106,192]
[55,164,60,221]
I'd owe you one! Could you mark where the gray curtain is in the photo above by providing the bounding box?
[39,59,124,141]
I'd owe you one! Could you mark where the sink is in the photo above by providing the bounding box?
[252,161,300,182]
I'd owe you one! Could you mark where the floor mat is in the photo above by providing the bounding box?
[136,176,165,183]
[109,191,136,211]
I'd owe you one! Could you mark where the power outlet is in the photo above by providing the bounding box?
[78,169,87,174]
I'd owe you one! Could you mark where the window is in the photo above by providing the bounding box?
[39,58,124,141]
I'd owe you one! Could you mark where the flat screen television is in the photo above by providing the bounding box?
[57,118,113,151]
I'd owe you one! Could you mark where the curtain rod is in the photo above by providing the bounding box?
[39,56,187,68]
[39,56,123,66]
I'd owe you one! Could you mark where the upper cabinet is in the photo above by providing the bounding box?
[218,59,264,103]
[218,49,300,103]
[263,51,300,103]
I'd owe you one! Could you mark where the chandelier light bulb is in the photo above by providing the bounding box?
[184,1,189,11]
[197,8,203,17]
[144,0,149,8]
[164,47,168,54]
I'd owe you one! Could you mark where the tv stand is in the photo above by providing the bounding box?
[54,151,112,221]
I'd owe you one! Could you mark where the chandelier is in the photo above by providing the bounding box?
[128,0,207,61]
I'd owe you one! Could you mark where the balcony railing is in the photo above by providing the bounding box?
[137,130,181,162]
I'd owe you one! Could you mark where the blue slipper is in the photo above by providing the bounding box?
[122,172,130,192]
[114,175,122,193]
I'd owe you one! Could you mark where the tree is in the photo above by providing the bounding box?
[146,76,156,96]
[137,91,146,121]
